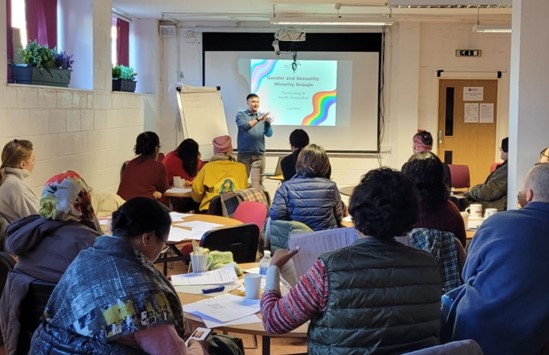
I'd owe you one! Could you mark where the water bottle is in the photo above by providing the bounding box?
[259,250,272,276]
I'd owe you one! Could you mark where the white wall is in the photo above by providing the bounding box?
[0,0,159,195]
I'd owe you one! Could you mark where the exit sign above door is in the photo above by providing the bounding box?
[456,49,482,57]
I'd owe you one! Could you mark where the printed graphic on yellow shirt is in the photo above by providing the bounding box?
[217,178,238,195]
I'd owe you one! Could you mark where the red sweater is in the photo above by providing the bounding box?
[161,151,204,186]
[417,200,467,246]
[117,156,168,200]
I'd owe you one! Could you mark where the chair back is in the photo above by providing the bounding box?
[490,162,501,172]
[207,195,223,216]
[0,214,9,251]
[408,228,463,293]
[18,279,57,353]
[200,224,259,263]
[448,164,470,190]
[0,252,16,294]
[233,201,267,231]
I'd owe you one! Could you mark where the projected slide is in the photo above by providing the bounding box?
[250,59,337,126]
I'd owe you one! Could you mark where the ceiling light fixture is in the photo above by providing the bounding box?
[472,24,511,33]
[270,16,393,26]
[472,6,511,33]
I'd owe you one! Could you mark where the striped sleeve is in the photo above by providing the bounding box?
[260,259,328,334]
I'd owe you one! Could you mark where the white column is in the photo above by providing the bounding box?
[508,0,549,208]
[390,22,421,168]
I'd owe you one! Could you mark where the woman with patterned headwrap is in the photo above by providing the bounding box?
[0,170,101,354]
[30,197,207,354]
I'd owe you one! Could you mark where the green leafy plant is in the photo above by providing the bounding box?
[17,41,56,70]
[112,65,137,81]
[16,41,74,70]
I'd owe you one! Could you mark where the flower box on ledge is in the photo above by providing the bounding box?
[112,79,137,93]
[11,64,71,88]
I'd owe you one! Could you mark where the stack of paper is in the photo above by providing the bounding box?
[289,227,358,277]
[172,264,239,286]
[184,294,261,328]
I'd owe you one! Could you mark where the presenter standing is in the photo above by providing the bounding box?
[235,93,273,177]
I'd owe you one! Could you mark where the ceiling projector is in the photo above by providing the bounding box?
[274,27,306,42]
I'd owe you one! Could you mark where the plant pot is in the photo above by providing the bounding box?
[112,79,137,93]
[11,65,71,87]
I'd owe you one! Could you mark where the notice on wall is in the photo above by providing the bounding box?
[464,103,479,123]
[479,103,494,123]
[463,86,484,101]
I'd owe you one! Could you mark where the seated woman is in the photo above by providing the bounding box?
[162,138,204,186]
[30,197,206,354]
[0,170,101,354]
[191,135,247,213]
[162,138,204,212]
[261,168,442,353]
[402,152,467,246]
[118,131,169,201]
[269,144,343,231]
[0,139,39,222]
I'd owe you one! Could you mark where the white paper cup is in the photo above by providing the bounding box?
[484,208,498,219]
[173,176,184,188]
[190,253,211,273]
[244,273,262,299]
[466,204,483,218]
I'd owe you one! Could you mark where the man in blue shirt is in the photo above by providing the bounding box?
[235,93,273,177]
[442,163,549,354]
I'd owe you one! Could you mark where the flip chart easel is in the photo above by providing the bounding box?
[176,85,229,160]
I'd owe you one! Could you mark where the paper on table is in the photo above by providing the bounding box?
[468,217,484,230]
[168,226,203,242]
[178,221,223,229]
[289,227,359,278]
[184,293,260,323]
[171,264,238,286]
[166,187,192,194]
[201,314,261,329]
[243,267,260,274]
[174,282,241,295]
[169,211,192,222]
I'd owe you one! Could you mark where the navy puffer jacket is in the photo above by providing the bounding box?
[269,176,344,231]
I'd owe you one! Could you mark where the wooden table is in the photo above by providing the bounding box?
[164,187,192,210]
[156,214,243,275]
[164,187,192,198]
[339,185,355,197]
[178,262,308,355]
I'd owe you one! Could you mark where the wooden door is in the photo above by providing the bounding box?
[437,79,498,187]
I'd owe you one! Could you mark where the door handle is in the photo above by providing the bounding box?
[438,130,443,144]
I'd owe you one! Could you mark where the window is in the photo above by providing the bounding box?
[7,0,94,89]
[111,16,129,66]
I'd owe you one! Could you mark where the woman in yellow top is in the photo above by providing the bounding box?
[191,135,247,212]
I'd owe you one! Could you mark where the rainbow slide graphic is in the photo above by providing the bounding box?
[251,60,277,93]
[301,90,337,126]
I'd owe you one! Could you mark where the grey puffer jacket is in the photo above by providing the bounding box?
[269,176,344,231]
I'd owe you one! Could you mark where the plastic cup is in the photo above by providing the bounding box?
[244,273,262,299]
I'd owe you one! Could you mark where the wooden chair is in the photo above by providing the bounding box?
[200,224,260,263]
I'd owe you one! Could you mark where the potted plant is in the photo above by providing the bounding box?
[112,65,137,92]
[11,41,73,87]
